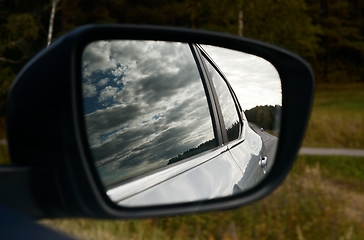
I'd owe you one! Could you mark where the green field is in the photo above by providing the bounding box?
[1,84,364,238]
[40,155,364,240]
[38,84,364,239]
[302,83,364,148]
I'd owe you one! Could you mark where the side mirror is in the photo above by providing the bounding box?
[3,25,314,218]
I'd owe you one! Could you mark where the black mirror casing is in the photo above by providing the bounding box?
[3,25,314,219]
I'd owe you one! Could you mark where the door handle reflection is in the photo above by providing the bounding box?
[259,156,267,174]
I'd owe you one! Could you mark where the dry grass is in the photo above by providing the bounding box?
[40,156,364,240]
[40,219,165,240]
[303,112,364,148]
[302,83,364,148]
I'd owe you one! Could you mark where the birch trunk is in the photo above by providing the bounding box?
[47,0,60,46]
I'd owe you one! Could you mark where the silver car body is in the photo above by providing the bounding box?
[108,111,266,206]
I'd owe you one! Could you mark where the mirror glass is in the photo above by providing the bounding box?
[82,40,281,207]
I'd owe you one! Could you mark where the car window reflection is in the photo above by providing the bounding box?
[203,57,241,142]
[82,41,216,189]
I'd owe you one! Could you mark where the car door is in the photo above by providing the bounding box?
[97,41,245,206]
[196,45,266,192]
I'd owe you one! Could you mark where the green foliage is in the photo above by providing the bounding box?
[5,13,39,41]
[0,1,44,116]
[58,0,123,33]
[0,12,40,62]
[312,0,364,83]
[2,0,364,116]
[244,105,281,130]
[242,0,323,60]
[168,138,216,165]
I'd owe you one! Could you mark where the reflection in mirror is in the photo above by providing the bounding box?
[82,41,281,207]
[82,41,216,187]
[202,45,281,178]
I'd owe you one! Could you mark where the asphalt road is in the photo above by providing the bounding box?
[248,124,364,162]
[249,124,278,172]
[299,147,364,157]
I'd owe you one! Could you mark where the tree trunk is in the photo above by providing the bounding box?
[238,0,243,36]
[324,0,331,79]
[238,9,243,36]
[47,0,61,46]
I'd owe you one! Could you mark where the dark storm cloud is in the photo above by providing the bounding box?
[83,41,207,139]
[85,103,141,136]
[82,40,216,188]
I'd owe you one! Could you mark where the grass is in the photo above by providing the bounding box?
[40,156,364,240]
[1,83,364,238]
[302,83,364,148]
[38,83,364,239]
[303,155,364,181]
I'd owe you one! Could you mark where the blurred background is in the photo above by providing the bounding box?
[1,0,364,239]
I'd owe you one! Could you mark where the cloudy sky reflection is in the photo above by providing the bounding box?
[82,41,216,188]
[202,45,282,110]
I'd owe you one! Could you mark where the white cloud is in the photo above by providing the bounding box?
[112,65,127,77]
[83,83,97,98]
[98,86,119,102]
[82,41,116,78]
[201,45,282,110]
[97,78,109,87]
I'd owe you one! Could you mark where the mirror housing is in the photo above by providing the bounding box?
[3,24,314,219]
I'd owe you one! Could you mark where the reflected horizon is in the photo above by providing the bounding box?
[82,41,216,188]
[81,40,282,207]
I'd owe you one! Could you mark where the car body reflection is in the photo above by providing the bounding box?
[81,40,281,206]
[108,113,267,206]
